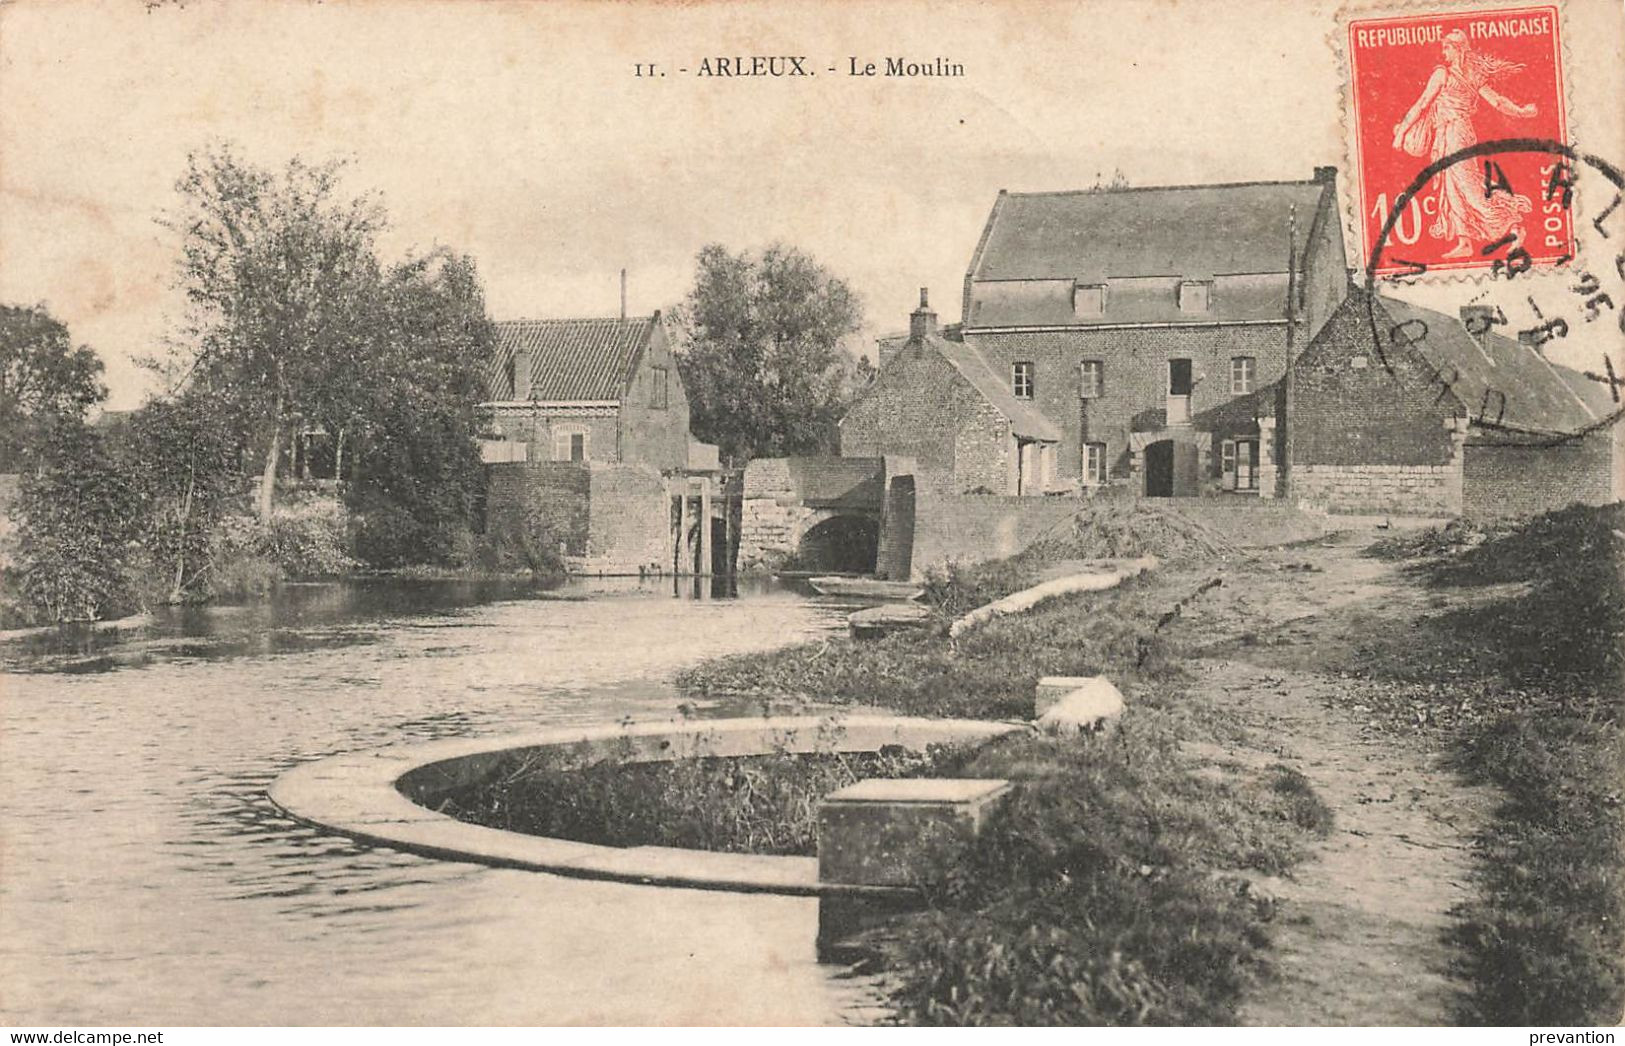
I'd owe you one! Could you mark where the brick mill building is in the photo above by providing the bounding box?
[946,168,1349,498]
[840,165,1619,523]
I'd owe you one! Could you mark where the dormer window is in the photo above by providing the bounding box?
[1178,280,1213,313]
[1073,283,1105,318]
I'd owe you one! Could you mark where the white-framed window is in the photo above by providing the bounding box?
[650,365,669,410]
[1013,361,1035,399]
[553,427,589,463]
[1079,359,1104,399]
[1222,438,1260,491]
[1083,442,1107,485]
[1230,356,1256,395]
[1178,280,1213,313]
[1073,283,1105,317]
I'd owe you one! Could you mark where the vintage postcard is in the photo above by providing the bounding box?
[1,0,1622,1034]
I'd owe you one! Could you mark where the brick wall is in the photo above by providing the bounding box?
[586,464,670,565]
[908,494,1081,577]
[969,323,1290,489]
[485,408,619,465]
[1463,433,1620,518]
[618,324,693,472]
[484,461,592,555]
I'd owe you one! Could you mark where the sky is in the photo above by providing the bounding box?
[2,0,1621,410]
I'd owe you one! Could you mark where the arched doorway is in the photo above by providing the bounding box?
[796,514,880,574]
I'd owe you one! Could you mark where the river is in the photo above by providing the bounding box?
[0,577,883,1026]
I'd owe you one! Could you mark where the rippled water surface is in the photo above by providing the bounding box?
[0,577,878,1025]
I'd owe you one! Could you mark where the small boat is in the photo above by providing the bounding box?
[807,576,925,600]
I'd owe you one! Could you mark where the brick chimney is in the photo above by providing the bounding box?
[512,344,532,399]
[1313,165,1338,186]
[909,287,937,341]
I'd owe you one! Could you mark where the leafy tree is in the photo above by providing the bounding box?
[124,393,244,602]
[160,144,384,521]
[672,244,863,464]
[14,421,141,622]
[0,304,106,471]
[346,249,492,567]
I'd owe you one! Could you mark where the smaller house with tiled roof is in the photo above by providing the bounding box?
[479,313,697,472]
[840,290,1062,496]
[1291,289,1623,516]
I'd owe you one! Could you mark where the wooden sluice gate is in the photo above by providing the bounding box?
[669,471,741,576]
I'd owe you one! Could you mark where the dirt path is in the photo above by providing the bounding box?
[1170,536,1498,1026]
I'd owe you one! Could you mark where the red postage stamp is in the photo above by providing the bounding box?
[1346,5,1571,278]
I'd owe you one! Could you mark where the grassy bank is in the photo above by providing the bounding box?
[675,508,1333,1025]
[1364,504,1624,1025]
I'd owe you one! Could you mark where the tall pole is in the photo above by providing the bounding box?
[1282,205,1298,501]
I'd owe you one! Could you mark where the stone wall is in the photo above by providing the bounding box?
[1289,298,1460,469]
[908,494,1081,577]
[952,398,1016,494]
[1292,463,1462,516]
[1462,433,1621,518]
[840,343,1010,494]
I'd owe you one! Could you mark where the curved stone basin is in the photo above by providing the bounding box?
[268,715,1023,896]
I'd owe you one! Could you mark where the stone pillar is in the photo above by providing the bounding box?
[1257,415,1278,499]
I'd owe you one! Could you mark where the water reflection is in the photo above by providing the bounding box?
[0,576,876,1024]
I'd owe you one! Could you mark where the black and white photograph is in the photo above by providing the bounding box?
[1,0,1622,1032]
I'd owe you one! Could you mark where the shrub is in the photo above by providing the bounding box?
[260,494,355,577]
[434,740,971,856]
[13,423,142,623]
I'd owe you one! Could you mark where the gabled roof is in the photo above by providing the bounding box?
[485,316,658,402]
[931,333,1061,442]
[968,178,1332,284]
[1362,293,1611,436]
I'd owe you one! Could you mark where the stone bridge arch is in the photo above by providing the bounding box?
[735,456,888,573]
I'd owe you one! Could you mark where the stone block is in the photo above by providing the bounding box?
[1035,675,1125,734]
[817,778,1012,888]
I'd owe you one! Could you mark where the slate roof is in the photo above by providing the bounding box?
[970,179,1331,283]
[1364,293,1611,436]
[485,316,657,402]
[931,334,1062,442]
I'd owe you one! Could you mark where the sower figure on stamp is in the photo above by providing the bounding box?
[1391,28,1539,258]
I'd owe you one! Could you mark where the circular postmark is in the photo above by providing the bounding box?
[1362,137,1625,446]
